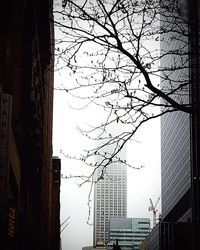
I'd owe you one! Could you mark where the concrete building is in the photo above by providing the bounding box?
[0,1,60,250]
[107,218,150,250]
[93,139,127,246]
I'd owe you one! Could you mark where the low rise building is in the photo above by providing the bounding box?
[82,246,105,250]
[107,218,150,250]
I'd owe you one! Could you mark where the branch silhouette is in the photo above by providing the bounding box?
[54,0,191,188]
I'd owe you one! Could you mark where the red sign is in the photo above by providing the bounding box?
[7,206,16,238]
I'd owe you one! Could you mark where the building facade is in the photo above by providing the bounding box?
[107,218,150,250]
[189,0,200,248]
[0,1,60,250]
[141,0,200,249]
[140,221,191,250]
[140,224,160,250]
[93,142,127,246]
[160,0,191,223]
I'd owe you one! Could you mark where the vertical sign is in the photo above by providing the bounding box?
[0,94,12,243]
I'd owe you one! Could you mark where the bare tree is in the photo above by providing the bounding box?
[54,0,191,182]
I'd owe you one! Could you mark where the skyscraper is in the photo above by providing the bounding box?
[141,0,200,248]
[160,0,191,223]
[93,140,127,247]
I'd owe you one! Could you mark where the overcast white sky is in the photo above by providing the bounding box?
[53,3,161,248]
[53,71,161,250]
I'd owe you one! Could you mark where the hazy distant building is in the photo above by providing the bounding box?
[93,135,127,246]
[107,218,150,250]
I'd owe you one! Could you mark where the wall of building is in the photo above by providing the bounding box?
[143,0,200,249]
[0,1,60,250]
[140,224,160,250]
[189,1,200,249]
[160,0,191,221]
[161,110,191,220]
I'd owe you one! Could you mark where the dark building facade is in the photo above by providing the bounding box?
[189,1,200,249]
[140,224,160,250]
[140,222,191,250]
[141,0,200,249]
[161,105,191,221]
[161,1,200,249]
[50,157,61,250]
[0,1,60,250]
[160,0,192,224]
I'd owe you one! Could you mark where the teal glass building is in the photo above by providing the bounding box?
[107,218,150,250]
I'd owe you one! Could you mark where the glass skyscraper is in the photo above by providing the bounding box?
[160,0,191,221]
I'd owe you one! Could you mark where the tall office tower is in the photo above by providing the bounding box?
[137,1,199,248]
[160,0,195,248]
[189,1,200,249]
[93,140,127,247]
[160,0,191,223]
